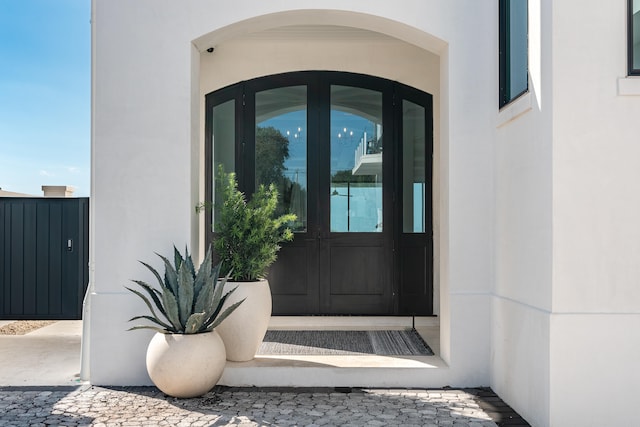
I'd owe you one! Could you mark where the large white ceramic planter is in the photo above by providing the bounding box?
[146,330,226,398]
[216,279,272,362]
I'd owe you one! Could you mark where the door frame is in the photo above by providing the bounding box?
[205,71,433,315]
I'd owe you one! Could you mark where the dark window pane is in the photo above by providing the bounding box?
[500,0,528,107]
[212,99,235,232]
[632,0,640,74]
[509,0,528,97]
[402,100,426,233]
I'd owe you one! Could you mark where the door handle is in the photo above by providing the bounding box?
[67,239,73,252]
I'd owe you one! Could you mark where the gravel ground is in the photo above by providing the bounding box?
[0,386,532,426]
[0,321,56,335]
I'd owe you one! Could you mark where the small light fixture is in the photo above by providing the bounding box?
[206,47,214,53]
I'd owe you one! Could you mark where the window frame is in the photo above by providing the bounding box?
[499,0,529,108]
[629,0,640,76]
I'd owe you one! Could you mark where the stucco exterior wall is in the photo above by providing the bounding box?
[493,0,640,424]
[87,0,640,425]
[90,0,495,388]
[492,1,553,425]
[549,0,640,425]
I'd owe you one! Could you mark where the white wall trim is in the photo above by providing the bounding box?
[617,76,640,95]
[496,91,533,128]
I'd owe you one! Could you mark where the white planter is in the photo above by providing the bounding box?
[146,330,226,398]
[216,279,272,362]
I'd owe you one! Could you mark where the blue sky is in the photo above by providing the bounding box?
[0,1,90,197]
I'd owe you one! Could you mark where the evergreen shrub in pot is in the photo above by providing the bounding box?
[210,166,296,361]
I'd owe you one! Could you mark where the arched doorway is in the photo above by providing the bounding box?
[205,71,432,315]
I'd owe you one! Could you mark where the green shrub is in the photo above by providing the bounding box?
[213,166,296,281]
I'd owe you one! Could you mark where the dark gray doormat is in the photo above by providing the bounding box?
[257,329,434,356]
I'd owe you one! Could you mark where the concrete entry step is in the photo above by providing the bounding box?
[219,316,447,388]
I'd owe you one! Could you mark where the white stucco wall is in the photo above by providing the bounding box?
[90,0,496,388]
[549,0,640,425]
[91,1,640,424]
[494,0,640,425]
[492,1,554,425]
[101,2,640,425]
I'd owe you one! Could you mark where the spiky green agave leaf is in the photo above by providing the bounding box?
[183,246,196,278]
[127,325,174,334]
[193,274,214,315]
[193,246,214,297]
[157,253,179,298]
[201,284,239,331]
[139,261,168,294]
[206,299,246,331]
[184,312,207,334]
[173,245,183,272]
[125,284,173,330]
[128,279,167,319]
[210,272,230,311]
[161,288,182,332]
[127,315,176,333]
[177,261,195,326]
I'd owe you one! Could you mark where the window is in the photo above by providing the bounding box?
[630,0,640,75]
[499,0,528,108]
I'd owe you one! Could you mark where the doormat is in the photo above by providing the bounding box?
[0,321,56,336]
[257,329,434,356]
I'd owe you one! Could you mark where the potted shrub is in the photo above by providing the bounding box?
[210,166,295,361]
[126,245,243,398]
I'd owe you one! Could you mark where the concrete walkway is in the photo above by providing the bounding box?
[0,321,83,387]
[0,321,530,426]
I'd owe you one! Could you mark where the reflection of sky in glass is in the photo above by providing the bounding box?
[260,109,378,183]
[259,110,307,189]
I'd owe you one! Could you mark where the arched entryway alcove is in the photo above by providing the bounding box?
[194,15,444,317]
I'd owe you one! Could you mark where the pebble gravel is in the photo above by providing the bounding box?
[0,386,527,426]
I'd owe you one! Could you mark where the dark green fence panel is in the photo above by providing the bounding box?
[0,197,89,320]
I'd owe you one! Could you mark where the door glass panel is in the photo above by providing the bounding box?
[212,99,235,232]
[402,100,426,233]
[330,86,383,233]
[255,86,307,232]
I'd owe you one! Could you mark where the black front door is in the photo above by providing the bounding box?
[205,72,432,315]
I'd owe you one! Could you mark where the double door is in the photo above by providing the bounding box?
[206,72,432,315]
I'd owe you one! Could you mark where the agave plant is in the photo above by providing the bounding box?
[126,245,243,334]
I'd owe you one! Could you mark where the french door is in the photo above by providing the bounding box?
[205,72,432,315]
